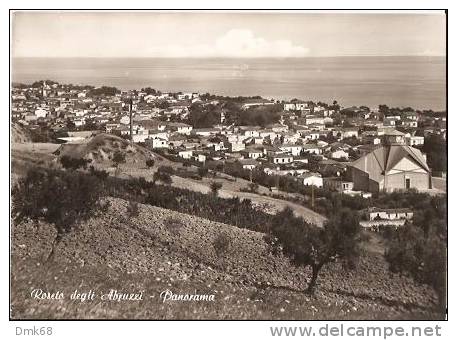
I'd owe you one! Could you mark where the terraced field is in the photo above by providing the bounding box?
[11,197,441,320]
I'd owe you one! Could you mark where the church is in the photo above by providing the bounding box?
[348,131,432,193]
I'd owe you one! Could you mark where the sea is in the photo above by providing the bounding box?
[12,57,446,111]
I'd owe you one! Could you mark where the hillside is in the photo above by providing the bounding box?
[54,133,156,166]
[11,132,325,225]
[11,197,440,320]
[11,124,32,143]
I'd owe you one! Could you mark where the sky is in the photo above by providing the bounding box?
[11,11,446,58]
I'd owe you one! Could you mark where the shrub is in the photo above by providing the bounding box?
[213,231,232,257]
[198,167,209,177]
[126,201,139,218]
[112,151,126,166]
[164,216,184,235]
[145,159,155,168]
[248,182,259,193]
[60,156,90,170]
[210,181,223,197]
[157,165,174,175]
[153,171,172,186]
[12,168,104,259]
[385,225,446,311]
[89,166,109,181]
[265,207,360,293]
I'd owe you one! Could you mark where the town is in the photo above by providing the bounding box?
[12,80,446,197]
[11,79,449,229]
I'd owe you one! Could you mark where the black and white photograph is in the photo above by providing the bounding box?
[9,9,447,325]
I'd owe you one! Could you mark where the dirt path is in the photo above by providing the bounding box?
[170,175,326,227]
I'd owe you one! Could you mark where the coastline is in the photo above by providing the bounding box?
[11,56,446,111]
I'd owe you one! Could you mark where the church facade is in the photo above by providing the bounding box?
[348,144,432,193]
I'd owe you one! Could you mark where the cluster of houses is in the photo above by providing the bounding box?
[11,81,202,131]
[358,207,414,229]
[12,82,446,197]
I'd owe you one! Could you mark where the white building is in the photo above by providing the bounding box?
[34,108,48,118]
[406,136,425,146]
[270,153,294,164]
[298,172,323,187]
[149,138,169,149]
[279,144,302,156]
[178,150,193,159]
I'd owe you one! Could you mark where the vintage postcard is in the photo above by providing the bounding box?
[10,10,447,323]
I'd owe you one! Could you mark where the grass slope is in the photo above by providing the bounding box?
[11,197,440,320]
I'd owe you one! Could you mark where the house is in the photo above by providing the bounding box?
[383,118,397,127]
[401,119,418,128]
[263,145,283,157]
[360,207,414,221]
[283,100,308,111]
[363,119,384,128]
[241,126,262,138]
[305,115,325,125]
[284,103,296,111]
[241,148,264,160]
[282,131,301,144]
[120,115,131,125]
[132,131,150,143]
[323,177,354,192]
[267,123,288,133]
[297,172,323,187]
[279,144,302,156]
[148,130,169,141]
[146,137,169,149]
[293,156,309,164]
[193,151,207,163]
[301,131,320,141]
[348,144,431,193]
[269,153,294,164]
[228,140,245,152]
[74,118,85,127]
[167,122,193,135]
[385,115,401,121]
[341,127,359,139]
[193,128,219,137]
[403,112,419,121]
[317,159,347,177]
[137,119,167,131]
[406,135,424,146]
[24,113,38,122]
[239,159,259,170]
[328,148,349,160]
[241,99,275,110]
[301,144,321,155]
[326,142,351,159]
[283,100,309,111]
[382,129,405,145]
[362,131,382,145]
[168,134,186,148]
[178,149,193,159]
[251,136,265,144]
[34,108,48,118]
[177,93,196,100]
[308,123,326,132]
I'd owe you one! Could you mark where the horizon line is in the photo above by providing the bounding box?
[12,55,446,59]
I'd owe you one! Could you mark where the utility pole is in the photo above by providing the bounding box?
[311,184,315,208]
[129,98,133,142]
